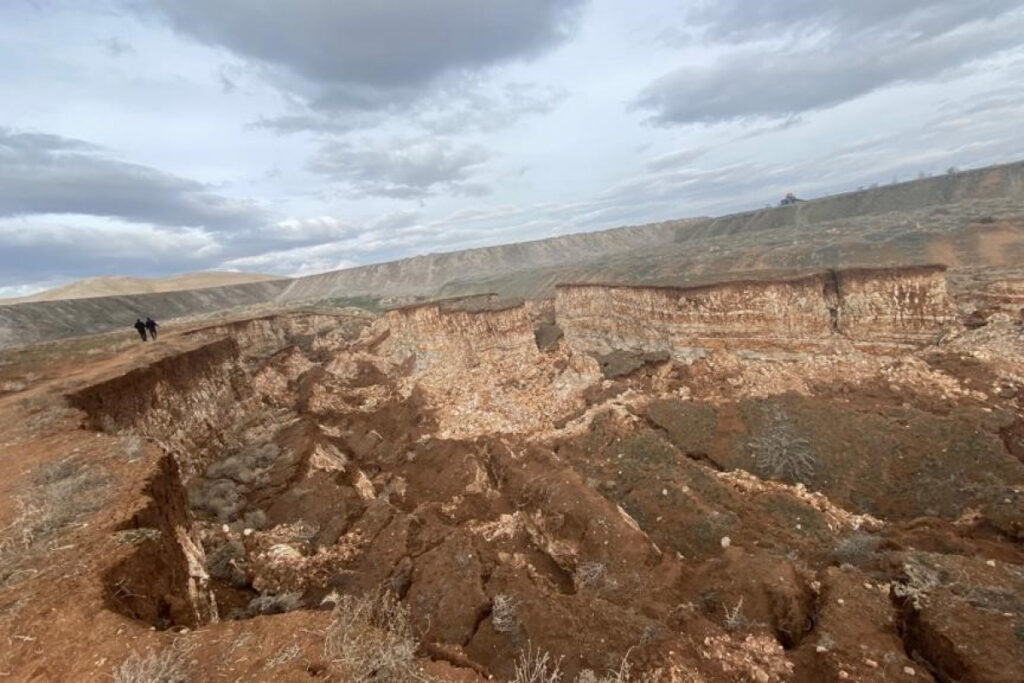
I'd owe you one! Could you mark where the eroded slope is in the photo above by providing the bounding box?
[21,266,1015,682]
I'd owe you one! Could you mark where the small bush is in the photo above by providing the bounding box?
[746,406,815,484]
[206,444,279,485]
[113,644,190,683]
[831,532,881,567]
[514,644,564,683]
[0,457,108,555]
[492,594,519,633]
[120,434,143,461]
[24,404,72,434]
[187,479,244,522]
[722,597,750,632]
[323,591,424,682]
[247,592,303,617]
[518,646,651,683]
[206,538,248,587]
[575,562,608,590]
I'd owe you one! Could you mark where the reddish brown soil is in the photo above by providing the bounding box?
[1,297,1022,682]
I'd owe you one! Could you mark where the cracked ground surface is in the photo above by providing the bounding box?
[1,273,1023,682]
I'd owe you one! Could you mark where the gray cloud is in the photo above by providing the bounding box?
[139,0,586,112]
[0,218,221,288]
[687,0,1022,43]
[308,138,492,199]
[639,0,1024,124]
[253,80,567,140]
[0,128,266,229]
[99,36,133,57]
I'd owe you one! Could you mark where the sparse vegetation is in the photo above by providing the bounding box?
[746,406,815,484]
[189,444,281,522]
[515,645,650,683]
[113,528,162,546]
[263,643,300,670]
[577,649,643,683]
[247,591,303,617]
[575,561,608,589]
[323,591,425,682]
[22,402,72,434]
[206,536,248,587]
[492,593,520,633]
[113,643,191,683]
[0,456,109,574]
[120,434,143,461]
[514,643,565,683]
[722,597,749,632]
[831,531,881,567]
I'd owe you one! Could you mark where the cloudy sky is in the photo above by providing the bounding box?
[2,0,1024,296]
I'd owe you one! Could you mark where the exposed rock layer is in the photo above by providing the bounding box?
[557,266,956,358]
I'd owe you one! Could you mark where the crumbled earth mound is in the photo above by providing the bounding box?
[1,268,1022,681]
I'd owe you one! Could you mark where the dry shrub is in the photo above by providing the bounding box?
[206,443,279,485]
[113,642,191,683]
[516,645,651,683]
[492,593,519,633]
[189,444,281,522]
[120,434,143,461]
[831,531,881,567]
[205,537,248,587]
[514,644,564,683]
[187,479,244,522]
[746,406,815,484]
[1,458,108,551]
[575,561,608,589]
[323,591,426,682]
[0,457,109,587]
[247,591,303,617]
[24,404,72,434]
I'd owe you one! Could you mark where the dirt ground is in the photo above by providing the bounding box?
[0,275,1022,682]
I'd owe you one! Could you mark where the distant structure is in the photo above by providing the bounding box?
[779,192,804,206]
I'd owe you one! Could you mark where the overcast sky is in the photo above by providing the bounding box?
[2,0,1024,296]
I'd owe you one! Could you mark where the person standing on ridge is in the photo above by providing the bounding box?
[134,318,148,341]
[145,317,159,340]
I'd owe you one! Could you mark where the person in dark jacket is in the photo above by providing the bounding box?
[145,317,159,340]
[134,318,148,341]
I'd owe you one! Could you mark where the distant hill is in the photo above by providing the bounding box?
[2,159,1024,348]
[0,271,284,304]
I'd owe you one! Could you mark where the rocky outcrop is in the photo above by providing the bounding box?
[373,299,598,438]
[377,299,538,372]
[556,266,956,359]
[834,266,958,346]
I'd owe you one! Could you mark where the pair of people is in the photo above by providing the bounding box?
[133,317,159,341]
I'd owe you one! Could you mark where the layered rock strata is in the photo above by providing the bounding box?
[557,265,956,359]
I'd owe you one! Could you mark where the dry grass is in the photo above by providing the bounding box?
[247,591,303,617]
[113,642,191,683]
[516,645,651,683]
[22,403,73,434]
[746,406,815,484]
[722,597,749,632]
[323,591,429,682]
[514,644,565,683]
[0,457,109,585]
[120,434,144,461]
[492,593,520,633]
[575,561,608,589]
